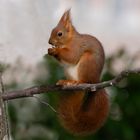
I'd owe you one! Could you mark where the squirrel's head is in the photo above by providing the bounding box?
[48,9,75,47]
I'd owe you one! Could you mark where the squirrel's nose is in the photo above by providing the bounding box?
[48,39,52,45]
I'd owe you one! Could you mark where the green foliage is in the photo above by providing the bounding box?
[6,50,140,140]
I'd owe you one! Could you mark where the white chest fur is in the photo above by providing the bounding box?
[61,61,79,80]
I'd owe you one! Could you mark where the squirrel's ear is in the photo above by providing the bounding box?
[59,9,72,31]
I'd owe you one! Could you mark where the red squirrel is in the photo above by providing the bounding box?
[48,9,109,135]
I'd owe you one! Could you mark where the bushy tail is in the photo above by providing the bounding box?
[58,89,109,135]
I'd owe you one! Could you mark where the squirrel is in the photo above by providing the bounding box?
[48,9,109,136]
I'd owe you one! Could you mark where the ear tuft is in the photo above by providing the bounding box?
[63,8,71,21]
[57,9,73,32]
[59,8,72,25]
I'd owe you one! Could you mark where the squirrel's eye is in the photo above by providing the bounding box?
[57,31,63,37]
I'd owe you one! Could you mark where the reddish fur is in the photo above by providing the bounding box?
[58,90,109,135]
[48,9,109,135]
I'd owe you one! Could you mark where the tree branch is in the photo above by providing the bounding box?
[2,69,140,101]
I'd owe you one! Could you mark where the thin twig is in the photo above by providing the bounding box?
[1,69,140,101]
[33,95,57,113]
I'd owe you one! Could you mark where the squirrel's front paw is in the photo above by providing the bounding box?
[48,47,58,56]
[56,80,79,86]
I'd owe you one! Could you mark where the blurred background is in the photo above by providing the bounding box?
[0,0,140,140]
